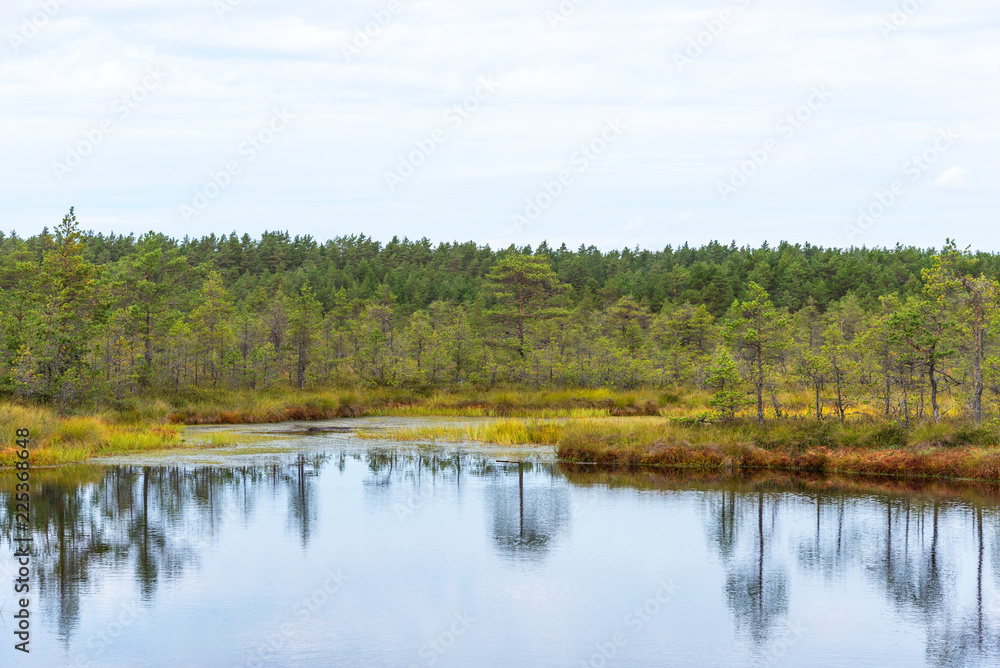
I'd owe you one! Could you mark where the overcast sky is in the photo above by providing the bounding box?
[1,0,998,250]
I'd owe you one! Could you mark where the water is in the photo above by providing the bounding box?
[2,418,999,667]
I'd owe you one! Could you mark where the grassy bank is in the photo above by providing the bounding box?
[17,385,954,425]
[5,386,1000,481]
[368,416,1000,482]
[555,418,1000,481]
[364,420,565,446]
[0,403,262,467]
[0,388,672,466]
[158,387,672,424]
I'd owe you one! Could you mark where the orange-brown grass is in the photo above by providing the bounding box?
[556,418,1000,482]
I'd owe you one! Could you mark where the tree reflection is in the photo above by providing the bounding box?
[713,491,790,648]
[286,454,323,547]
[0,460,325,644]
[723,483,1000,666]
[565,466,1000,667]
[486,461,570,560]
[5,453,998,665]
[356,448,571,559]
[705,489,740,562]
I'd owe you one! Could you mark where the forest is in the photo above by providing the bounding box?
[3,208,1000,431]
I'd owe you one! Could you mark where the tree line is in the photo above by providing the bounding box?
[3,210,1000,425]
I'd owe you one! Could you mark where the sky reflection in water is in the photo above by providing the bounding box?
[2,428,999,667]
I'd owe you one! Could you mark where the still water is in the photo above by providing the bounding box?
[3,418,1000,667]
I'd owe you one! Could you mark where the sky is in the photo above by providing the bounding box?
[1,0,998,251]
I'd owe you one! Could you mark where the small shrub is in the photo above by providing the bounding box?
[658,391,682,406]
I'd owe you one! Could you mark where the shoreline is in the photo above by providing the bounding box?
[4,391,1000,483]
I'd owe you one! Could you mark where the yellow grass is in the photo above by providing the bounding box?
[359,419,564,446]
[0,401,271,466]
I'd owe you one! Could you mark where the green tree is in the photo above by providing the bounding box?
[287,282,323,389]
[36,208,102,409]
[607,296,651,354]
[890,295,956,422]
[117,232,189,388]
[654,304,715,384]
[484,255,568,358]
[190,271,234,387]
[795,350,830,420]
[822,325,855,423]
[724,282,790,426]
[706,351,747,420]
[923,240,999,422]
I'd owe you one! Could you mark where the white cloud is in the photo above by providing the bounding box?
[1,0,998,250]
[930,166,971,189]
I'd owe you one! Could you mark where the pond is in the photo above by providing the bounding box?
[2,417,999,667]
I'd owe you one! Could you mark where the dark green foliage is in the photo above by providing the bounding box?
[3,230,970,316]
[7,214,1000,428]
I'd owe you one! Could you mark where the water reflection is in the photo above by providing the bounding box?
[565,467,1000,667]
[2,452,999,666]
[487,462,571,559]
[0,459,328,644]
[721,491,790,648]
[287,454,323,547]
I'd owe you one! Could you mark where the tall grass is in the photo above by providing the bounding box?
[5,384,1000,480]
[155,386,680,423]
[556,417,1000,481]
[359,414,1000,481]
[0,401,261,466]
[360,419,564,446]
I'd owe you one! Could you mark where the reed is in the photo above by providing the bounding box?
[0,401,260,466]
[360,419,564,446]
[149,386,678,423]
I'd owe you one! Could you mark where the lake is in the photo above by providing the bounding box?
[2,417,999,667]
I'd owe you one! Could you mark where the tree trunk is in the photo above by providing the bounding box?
[142,309,153,388]
[751,341,765,426]
[884,373,891,418]
[929,360,939,422]
[972,316,984,422]
[297,347,306,389]
[836,378,845,423]
[902,383,910,430]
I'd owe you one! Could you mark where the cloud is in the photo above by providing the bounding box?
[930,166,971,189]
[623,215,646,231]
[930,166,1000,192]
[1,0,999,250]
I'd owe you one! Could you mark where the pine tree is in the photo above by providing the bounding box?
[287,282,322,389]
[37,208,101,409]
[706,351,747,420]
[484,255,568,358]
[725,282,790,425]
